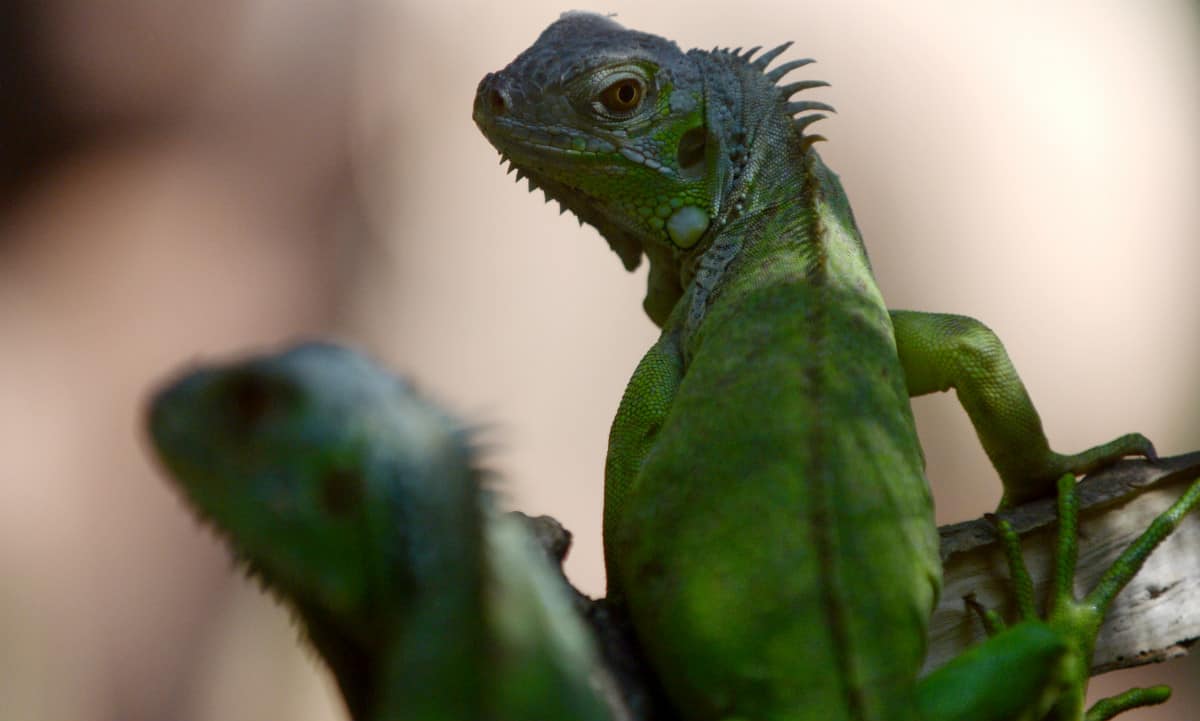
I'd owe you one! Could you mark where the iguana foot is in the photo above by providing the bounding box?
[999,434,1157,509]
[985,473,1200,720]
[1053,432,1157,477]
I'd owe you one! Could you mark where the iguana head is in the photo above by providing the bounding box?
[473,12,830,324]
[148,342,478,638]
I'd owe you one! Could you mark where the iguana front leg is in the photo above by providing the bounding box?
[890,310,1154,507]
[603,331,684,598]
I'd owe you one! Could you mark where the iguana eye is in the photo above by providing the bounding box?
[599,77,644,113]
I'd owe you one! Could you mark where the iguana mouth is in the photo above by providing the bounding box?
[477,115,616,157]
[474,97,618,177]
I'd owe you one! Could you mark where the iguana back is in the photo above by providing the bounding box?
[610,158,939,721]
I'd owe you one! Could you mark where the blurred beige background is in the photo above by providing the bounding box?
[0,1,1196,720]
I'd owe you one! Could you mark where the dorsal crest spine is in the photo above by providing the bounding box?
[719,39,834,143]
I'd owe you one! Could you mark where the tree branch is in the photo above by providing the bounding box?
[923,451,1200,675]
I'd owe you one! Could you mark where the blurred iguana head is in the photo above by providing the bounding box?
[148,343,613,721]
[148,343,478,639]
[474,12,830,324]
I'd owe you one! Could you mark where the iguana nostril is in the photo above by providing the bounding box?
[488,87,509,116]
[473,74,511,120]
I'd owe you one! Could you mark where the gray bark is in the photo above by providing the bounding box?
[923,452,1200,675]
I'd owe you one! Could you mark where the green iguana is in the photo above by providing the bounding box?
[148,342,613,721]
[473,12,1200,721]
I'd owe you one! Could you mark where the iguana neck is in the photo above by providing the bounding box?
[650,52,873,345]
[672,130,877,350]
[292,596,376,720]
[376,446,492,717]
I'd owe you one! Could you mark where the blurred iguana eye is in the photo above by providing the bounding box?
[600,77,644,112]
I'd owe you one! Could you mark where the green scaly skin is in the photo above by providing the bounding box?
[148,342,611,721]
[474,13,1186,721]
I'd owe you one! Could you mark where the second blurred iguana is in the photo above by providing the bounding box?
[148,343,614,721]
